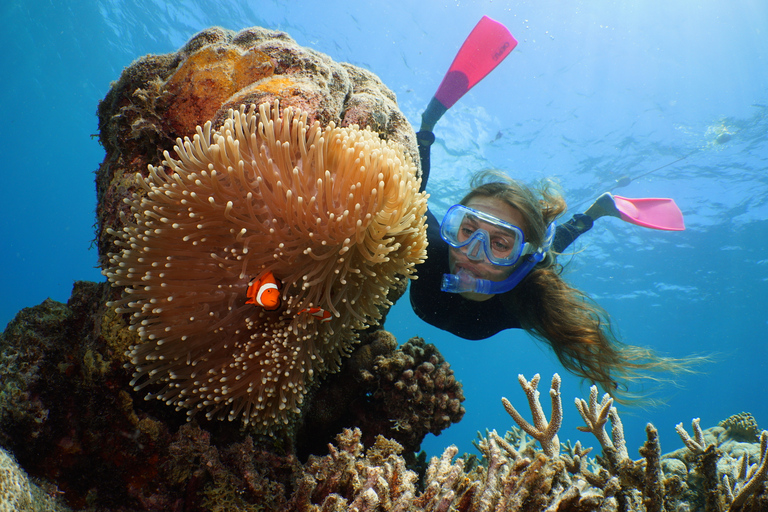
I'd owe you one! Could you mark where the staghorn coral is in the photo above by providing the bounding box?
[727,430,768,511]
[639,423,665,512]
[284,375,768,512]
[288,428,418,511]
[670,419,768,512]
[501,373,562,456]
[103,100,428,430]
[676,417,711,454]
[575,384,630,470]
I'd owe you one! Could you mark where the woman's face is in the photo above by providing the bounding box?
[448,196,527,302]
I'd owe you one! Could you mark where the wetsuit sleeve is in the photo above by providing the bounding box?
[416,130,435,193]
[553,213,594,253]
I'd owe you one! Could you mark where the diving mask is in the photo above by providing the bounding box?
[440,204,534,266]
[440,205,556,295]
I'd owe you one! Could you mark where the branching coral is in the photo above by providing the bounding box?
[639,423,665,512]
[289,428,418,511]
[575,385,629,468]
[676,417,710,454]
[501,373,562,456]
[103,100,428,430]
[726,430,768,511]
[282,376,768,512]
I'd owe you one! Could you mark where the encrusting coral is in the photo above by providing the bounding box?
[0,447,69,512]
[103,100,428,430]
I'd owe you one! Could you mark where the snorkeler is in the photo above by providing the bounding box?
[410,16,695,400]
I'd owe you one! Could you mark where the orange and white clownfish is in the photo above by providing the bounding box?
[246,271,281,311]
[298,307,332,323]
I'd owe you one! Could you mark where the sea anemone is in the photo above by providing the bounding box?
[104,101,428,430]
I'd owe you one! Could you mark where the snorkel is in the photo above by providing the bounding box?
[441,221,556,295]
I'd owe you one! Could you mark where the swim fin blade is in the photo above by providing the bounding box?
[422,16,517,131]
[613,195,686,231]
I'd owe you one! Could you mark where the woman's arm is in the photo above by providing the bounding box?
[416,130,435,193]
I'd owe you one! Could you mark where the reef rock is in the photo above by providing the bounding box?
[95,25,418,262]
[0,25,453,510]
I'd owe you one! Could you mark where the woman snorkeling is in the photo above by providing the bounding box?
[407,16,699,402]
[410,128,697,402]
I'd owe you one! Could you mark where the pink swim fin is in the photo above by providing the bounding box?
[613,195,686,231]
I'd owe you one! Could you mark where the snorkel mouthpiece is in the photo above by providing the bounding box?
[441,269,489,294]
[441,256,542,294]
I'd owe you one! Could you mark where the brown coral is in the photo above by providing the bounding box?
[720,412,761,443]
[295,333,465,459]
[371,337,466,452]
[289,428,418,511]
[103,101,427,430]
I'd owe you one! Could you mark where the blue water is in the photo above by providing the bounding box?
[2,1,767,460]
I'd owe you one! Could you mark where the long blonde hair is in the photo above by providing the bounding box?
[462,170,697,403]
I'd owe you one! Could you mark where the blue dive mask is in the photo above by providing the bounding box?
[441,218,556,295]
[440,204,532,266]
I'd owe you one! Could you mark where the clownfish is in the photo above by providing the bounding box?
[246,271,281,311]
[298,307,332,323]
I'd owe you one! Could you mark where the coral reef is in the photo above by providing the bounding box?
[285,373,768,512]
[96,26,417,263]
[2,292,767,512]
[3,22,767,512]
[296,334,465,459]
[0,282,462,510]
[0,447,70,512]
[95,24,427,437]
[103,100,427,430]
[501,374,561,456]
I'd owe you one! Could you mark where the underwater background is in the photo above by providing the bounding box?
[1,0,766,461]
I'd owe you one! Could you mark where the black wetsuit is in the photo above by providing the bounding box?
[409,131,593,340]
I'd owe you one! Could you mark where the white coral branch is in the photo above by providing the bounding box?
[675,418,708,454]
[501,373,562,456]
[729,430,768,511]
[575,385,614,451]
[609,407,628,461]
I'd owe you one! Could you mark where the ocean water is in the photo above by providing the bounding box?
[1,0,767,462]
